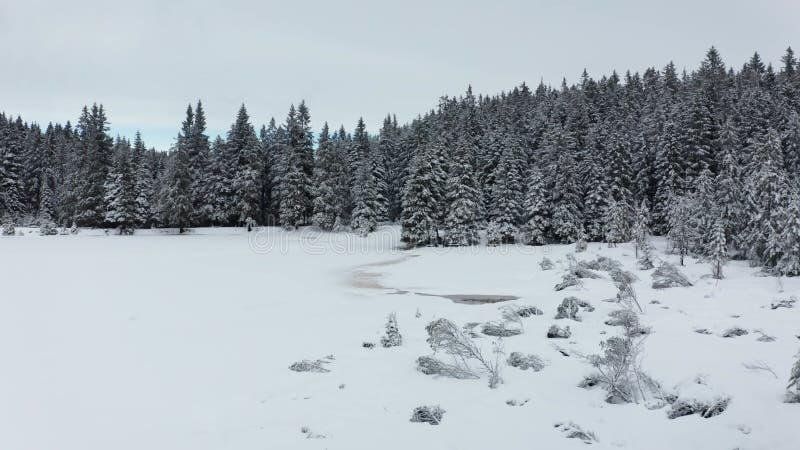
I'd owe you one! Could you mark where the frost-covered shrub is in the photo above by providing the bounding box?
[651,262,692,289]
[481,321,523,337]
[554,273,582,291]
[575,239,587,253]
[721,327,748,338]
[507,352,545,371]
[416,356,478,379]
[1,222,15,236]
[300,426,326,439]
[585,311,660,404]
[425,318,504,388]
[289,358,332,373]
[555,297,593,321]
[540,257,554,270]
[605,309,649,335]
[39,222,58,236]
[380,312,402,347]
[362,342,375,349]
[410,405,445,425]
[547,324,571,339]
[513,305,543,318]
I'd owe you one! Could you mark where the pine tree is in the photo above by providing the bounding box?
[311,123,338,230]
[666,195,697,265]
[547,127,583,243]
[131,132,153,227]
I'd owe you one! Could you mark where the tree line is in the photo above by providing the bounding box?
[2,47,800,274]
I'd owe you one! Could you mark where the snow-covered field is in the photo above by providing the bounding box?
[1,226,799,450]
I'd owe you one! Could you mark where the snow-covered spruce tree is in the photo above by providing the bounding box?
[742,129,788,267]
[631,199,650,259]
[784,111,800,176]
[161,108,194,233]
[104,138,137,234]
[401,141,443,247]
[522,166,549,245]
[487,145,522,245]
[690,170,718,256]
[581,130,610,241]
[228,104,263,227]
[603,199,630,247]
[131,132,153,227]
[666,195,697,266]
[311,123,338,230]
[443,134,480,246]
[709,219,727,279]
[652,118,685,234]
[351,156,379,236]
[715,120,744,250]
[188,100,212,226]
[0,116,26,221]
[350,119,383,236]
[75,104,114,227]
[776,190,800,276]
[279,105,312,230]
[547,125,583,243]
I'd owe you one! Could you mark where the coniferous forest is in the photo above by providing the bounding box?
[2,47,800,274]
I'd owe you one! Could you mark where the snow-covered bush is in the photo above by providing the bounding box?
[554,296,593,321]
[289,357,333,373]
[416,356,478,379]
[362,342,375,349]
[567,254,602,279]
[770,297,797,309]
[667,377,730,419]
[554,273,582,291]
[651,262,692,289]
[410,405,445,425]
[425,318,504,388]
[540,257,554,270]
[1,222,15,236]
[39,222,58,236]
[380,312,402,347]
[786,352,800,403]
[501,304,543,320]
[721,327,748,338]
[547,324,571,339]
[69,223,79,234]
[506,352,545,371]
[481,321,523,337]
[554,422,597,443]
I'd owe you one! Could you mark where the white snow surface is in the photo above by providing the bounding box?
[1,226,799,450]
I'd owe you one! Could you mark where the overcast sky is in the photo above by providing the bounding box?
[1,0,798,149]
